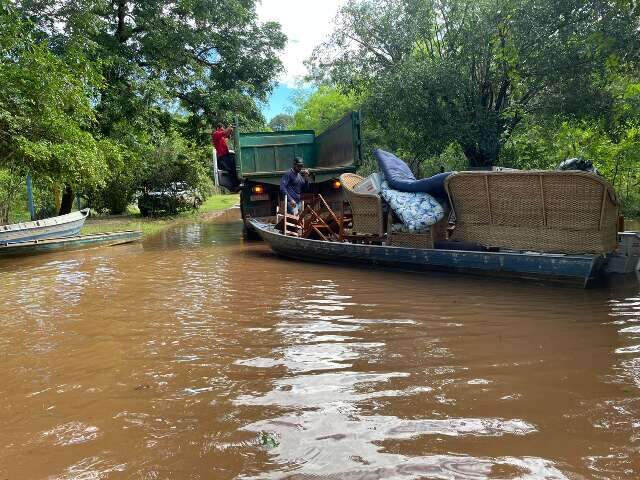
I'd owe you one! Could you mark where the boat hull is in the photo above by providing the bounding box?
[0,231,142,257]
[0,209,90,244]
[250,220,605,287]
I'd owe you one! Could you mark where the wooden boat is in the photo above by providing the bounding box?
[249,219,631,287]
[0,231,142,257]
[0,209,90,244]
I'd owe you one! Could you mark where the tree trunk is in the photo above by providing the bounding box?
[116,1,128,43]
[59,185,74,215]
[460,111,502,168]
[53,184,62,212]
[0,204,8,225]
[462,142,499,169]
[0,173,19,224]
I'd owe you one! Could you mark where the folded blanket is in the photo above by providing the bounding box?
[381,181,445,232]
[374,148,451,196]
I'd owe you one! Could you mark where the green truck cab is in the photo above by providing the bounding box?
[223,112,362,235]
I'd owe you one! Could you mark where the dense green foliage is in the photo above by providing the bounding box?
[268,114,294,131]
[308,0,640,214]
[292,86,360,132]
[0,1,284,220]
[0,4,107,221]
[3,0,640,220]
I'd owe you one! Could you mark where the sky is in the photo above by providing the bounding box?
[256,0,345,121]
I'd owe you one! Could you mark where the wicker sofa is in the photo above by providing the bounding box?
[445,171,619,254]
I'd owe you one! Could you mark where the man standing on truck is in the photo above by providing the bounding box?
[280,157,309,214]
[211,123,234,170]
[211,123,238,191]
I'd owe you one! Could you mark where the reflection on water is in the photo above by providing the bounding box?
[235,281,559,479]
[0,209,639,479]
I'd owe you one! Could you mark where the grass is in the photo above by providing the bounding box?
[81,194,239,236]
[199,194,240,213]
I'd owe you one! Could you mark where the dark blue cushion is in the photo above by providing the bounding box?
[374,149,451,197]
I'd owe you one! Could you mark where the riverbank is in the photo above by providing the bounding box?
[81,194,239,237]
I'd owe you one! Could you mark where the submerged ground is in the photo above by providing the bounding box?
[1,209,639,479]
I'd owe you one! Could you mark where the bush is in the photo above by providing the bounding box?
[85,129,213,216]
[136,132,212,217]
[0,169,23,223]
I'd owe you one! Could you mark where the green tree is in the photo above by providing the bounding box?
[136,130,213,216]
[0,4,107,219]
[268,113,294,131]
[18,0,286,136]
[13,0,285,213]
[312,0,640,167]
[292,86,359,132]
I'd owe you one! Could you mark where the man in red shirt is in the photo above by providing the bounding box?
[211,123,229,158]
[211,123,238,191]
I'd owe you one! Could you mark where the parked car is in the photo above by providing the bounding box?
[138,183,203,216]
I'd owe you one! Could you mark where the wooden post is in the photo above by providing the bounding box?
[484,176,493,225]
[539,174,547,226]
[212,145,219,188]
[598,186,607,232]
[26,175,35,220]
[283,194,287,236]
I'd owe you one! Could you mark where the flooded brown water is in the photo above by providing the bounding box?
[1,209,639,479]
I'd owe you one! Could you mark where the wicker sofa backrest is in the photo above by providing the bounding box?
[445,171,619,254]
[340,173,385,237]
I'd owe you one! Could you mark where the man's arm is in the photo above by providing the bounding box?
[280,172,290,197]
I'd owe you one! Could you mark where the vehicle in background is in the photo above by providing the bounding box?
[217,112,363,237]
[138,182,203,217]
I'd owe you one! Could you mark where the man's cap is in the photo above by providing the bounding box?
[294,157,304,166]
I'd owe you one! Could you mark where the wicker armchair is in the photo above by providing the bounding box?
[445,171,619,254]
[340,173,385,237]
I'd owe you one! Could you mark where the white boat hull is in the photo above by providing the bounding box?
[0,209,89,244]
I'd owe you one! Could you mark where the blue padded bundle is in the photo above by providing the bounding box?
[374,148,451,197]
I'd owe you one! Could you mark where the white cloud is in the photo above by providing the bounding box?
[257,0,345,87]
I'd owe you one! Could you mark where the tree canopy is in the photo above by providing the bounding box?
[312,0,640,167]
[268,113,294,132]
[0,4,105,186]
[1,0,285,219]
[17,0,286,135]
[292,86,359,133]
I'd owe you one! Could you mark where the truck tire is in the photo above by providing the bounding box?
[242,223,261,241]
[239,190,260,240]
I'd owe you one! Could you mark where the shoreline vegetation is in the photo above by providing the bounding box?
[81,194,239,237]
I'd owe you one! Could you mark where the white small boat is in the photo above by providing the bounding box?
[0,209,90,244]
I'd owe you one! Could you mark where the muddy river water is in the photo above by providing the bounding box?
[1,210,639,479]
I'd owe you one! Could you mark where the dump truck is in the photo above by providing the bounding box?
[217,112,363,236]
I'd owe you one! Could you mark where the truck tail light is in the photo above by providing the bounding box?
[252,184,264,194]
[332,179,341,189]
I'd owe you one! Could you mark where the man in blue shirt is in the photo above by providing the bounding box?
[280,157,309,214]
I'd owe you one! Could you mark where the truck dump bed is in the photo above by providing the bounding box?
[235,112,362,184]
